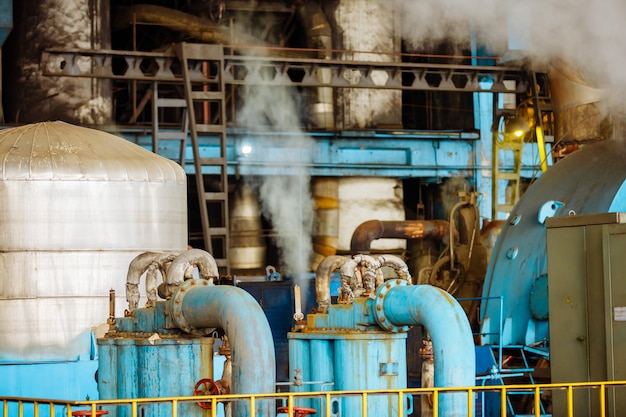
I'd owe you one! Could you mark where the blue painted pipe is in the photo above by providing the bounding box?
[170,280,276,417]
[375,282,475,417]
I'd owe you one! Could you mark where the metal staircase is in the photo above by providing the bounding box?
[476,345,551,416]
[176,42,230,275]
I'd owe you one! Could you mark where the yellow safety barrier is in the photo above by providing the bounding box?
[3,380,626,417]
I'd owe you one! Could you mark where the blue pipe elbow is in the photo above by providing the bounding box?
[374,281,475,417]
[170,280,276,417]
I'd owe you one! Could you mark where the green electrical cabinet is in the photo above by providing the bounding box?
[546,212,626,417]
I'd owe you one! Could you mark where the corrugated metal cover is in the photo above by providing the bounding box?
[0,121,185,182]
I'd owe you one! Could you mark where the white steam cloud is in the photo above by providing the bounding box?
[392,0,626,107]
[238,86,316,279]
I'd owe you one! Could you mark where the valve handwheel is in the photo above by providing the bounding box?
[193,378,221,409]
[277,406,317,417]
[71,411,108,417]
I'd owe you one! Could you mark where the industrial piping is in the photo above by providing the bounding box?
[373,281,475,417]
[166,248,220,293]
[126,251,181,310]
[350,220,451,254]
[169,280,277,417]
[313,254,474,416]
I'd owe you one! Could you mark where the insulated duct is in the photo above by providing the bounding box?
[295,0,334,129]
[547,59,607,144]
[113,4,305,58]
[6,0,111,124]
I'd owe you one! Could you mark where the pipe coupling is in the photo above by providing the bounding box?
[372,279,411,333]
[170,278,215,336]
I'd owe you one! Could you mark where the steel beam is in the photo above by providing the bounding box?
[41,47,529,93]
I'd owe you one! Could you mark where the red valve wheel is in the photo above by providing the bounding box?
[193,378,221,409]
[71,411,108,417]
[277,406,317,417]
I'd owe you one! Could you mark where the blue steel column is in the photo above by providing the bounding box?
[374,281,475,417]
[171,280,276,417]
[471,30,496,223]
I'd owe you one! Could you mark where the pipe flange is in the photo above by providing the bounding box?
[373,279,410,333]
[171,279,215,336]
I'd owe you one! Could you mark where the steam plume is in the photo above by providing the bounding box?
[392,0,626,108]
[238,85,316,279]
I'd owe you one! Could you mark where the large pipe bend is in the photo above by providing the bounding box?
[171,280,276,417]
[377,254,412,283]
[338,259,358,302]
[166,249,219,296]
[374,282,475,417]
[126,251,181,310]
[315,255,351,312]
[350,220,452,254]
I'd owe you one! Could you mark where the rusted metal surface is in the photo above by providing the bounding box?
[350,219,451,254]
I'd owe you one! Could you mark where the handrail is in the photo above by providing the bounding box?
[3,381,626,417]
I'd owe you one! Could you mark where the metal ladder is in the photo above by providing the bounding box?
[176,42,230,275]
[151,82,189,166]
[491,107,523,220]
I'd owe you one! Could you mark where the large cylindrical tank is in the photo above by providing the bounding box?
[480,139,626,346]
[229,184,266,271]
[0,121,187,361]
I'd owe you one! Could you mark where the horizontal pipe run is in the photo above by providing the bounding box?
[350,220,451,254]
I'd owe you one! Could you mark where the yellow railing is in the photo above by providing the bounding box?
[4,380,626,417]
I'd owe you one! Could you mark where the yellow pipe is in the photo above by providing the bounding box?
[534,386,541,417]
[600,383,606,417]
[567,385,574,417]
[7,381,626,417]
[361,393,367,417]
[536,125,548,172]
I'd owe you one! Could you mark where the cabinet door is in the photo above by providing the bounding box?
[604,226,626,416]
[547,225,591,417]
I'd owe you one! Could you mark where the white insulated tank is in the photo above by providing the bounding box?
[0,121,187,361]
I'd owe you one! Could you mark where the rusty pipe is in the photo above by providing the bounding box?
[126,251,181,311]
[352,254,381,294]
[166,249,220,297]
[350,220,452,254]
[314,255,350,312]
[377,254,412,283]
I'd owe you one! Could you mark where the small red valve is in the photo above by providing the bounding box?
[277,406,317,417]
[193,378,221,409]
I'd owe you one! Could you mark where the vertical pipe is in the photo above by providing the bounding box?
[377,284,475,417]
[171,281,276,417]
[288,338,312,409]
